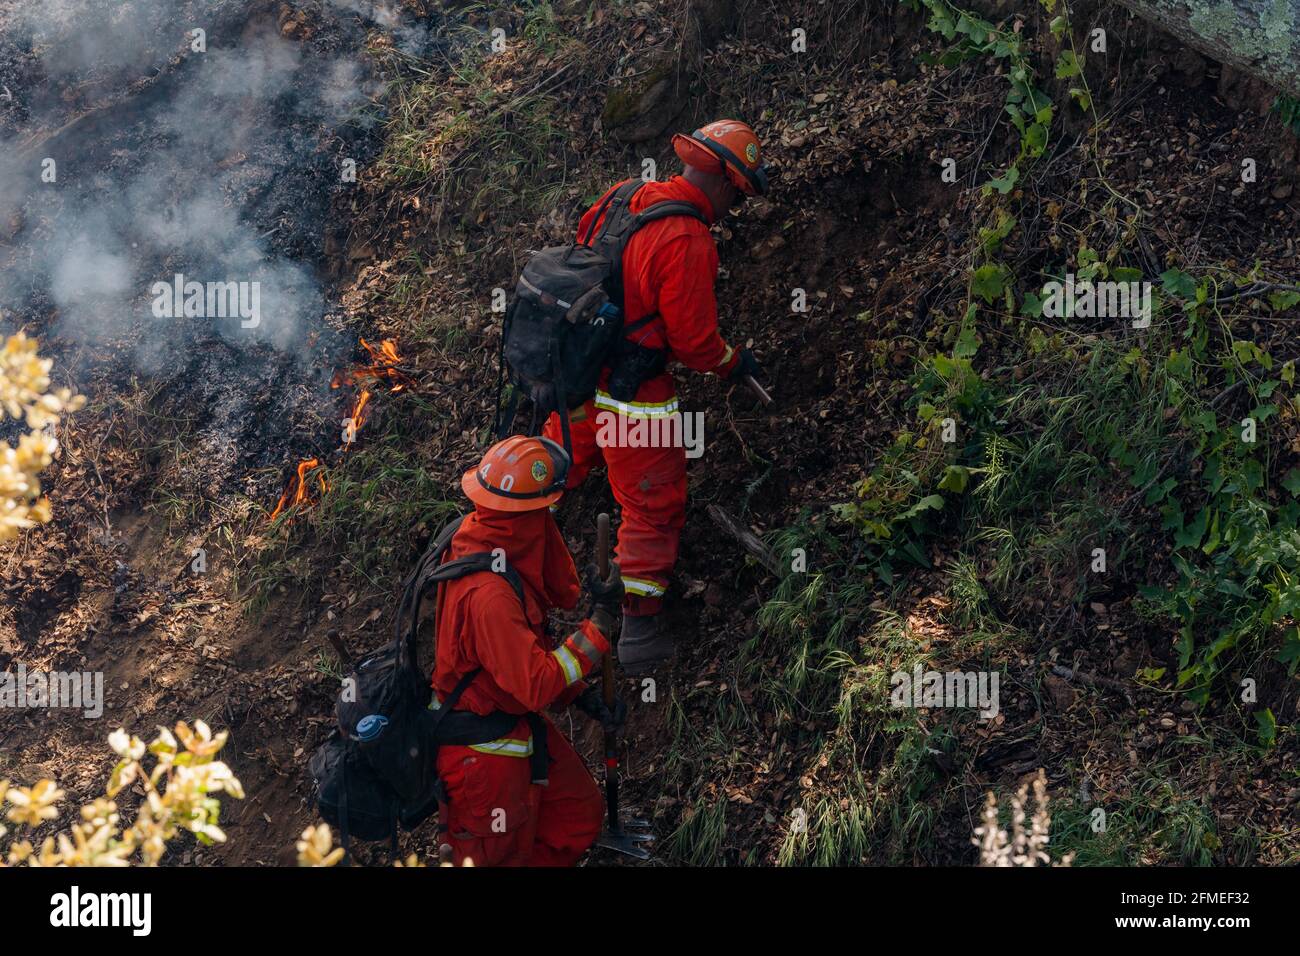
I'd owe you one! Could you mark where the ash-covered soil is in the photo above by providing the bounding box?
[0,0,462,863]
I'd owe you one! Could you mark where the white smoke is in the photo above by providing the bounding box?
[0,0,391,371]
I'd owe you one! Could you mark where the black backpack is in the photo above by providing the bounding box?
[309,516,523,856]
[495,179,708,453]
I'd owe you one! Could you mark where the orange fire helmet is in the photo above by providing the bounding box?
[462,435,570,512]
[672,119,769,196]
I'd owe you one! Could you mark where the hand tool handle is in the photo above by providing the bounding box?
[595,512,620,831]
[744,374,773,405]
[602,643,616,709]
[596,512,614,709]
[596,512,610,578]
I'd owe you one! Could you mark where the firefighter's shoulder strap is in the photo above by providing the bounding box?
[397,514,525,663]
[402,516,548,782]
[580,180,709,295]
[581,181,711,354]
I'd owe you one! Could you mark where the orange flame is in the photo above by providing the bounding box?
[331,338,412,393]
[269,457,328,522]
[269,338,409,524]
[347,389,372,437]
[332,338,406,452]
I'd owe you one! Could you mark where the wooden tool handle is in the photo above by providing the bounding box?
[596,512,614,708]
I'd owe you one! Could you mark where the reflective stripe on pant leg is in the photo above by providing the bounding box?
[602,428,686,602]
[622,575,667,598]
[468,735,534,757]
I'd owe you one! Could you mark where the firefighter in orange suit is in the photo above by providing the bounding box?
[431,435,625,866]
[543,119,769,673]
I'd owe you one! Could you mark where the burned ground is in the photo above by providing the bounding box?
[2,0,1299,866]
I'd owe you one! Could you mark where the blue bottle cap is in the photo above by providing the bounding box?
[356,714,388,740]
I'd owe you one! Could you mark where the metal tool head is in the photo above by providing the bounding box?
[596,828,654,860]
[596,814,654,860]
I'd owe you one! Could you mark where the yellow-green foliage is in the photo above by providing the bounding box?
[0,722,242,866]
[0,330,84,542]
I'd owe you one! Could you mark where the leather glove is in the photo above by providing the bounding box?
[727,348,762,381]
[584,560,624,616]
[574,685,627,733]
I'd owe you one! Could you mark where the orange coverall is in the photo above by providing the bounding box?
[543,175,741,615]
[431,506,608,866]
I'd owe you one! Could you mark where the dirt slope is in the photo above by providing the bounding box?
[3,0,1298,866]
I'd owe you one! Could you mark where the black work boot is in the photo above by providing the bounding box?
[617,613,672,674]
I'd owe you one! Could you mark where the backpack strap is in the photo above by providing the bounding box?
[631,200,709,230]
[602,191,709,249]
[617,200,709,278]
[428,514,468,558]
[579,180,643,247]
[594,186,710,305]
[404,552,526,660]
[432,665,484,724]
[395,515,466,653]
[583,181,707,253]
[397,517,528,674]
[427,553,525,607]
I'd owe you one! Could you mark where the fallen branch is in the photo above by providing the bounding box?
[1212,281,1300,304]
[1050,663,1134,705]
[706,504,783,576]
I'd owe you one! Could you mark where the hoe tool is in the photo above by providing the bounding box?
[592,512,654,861]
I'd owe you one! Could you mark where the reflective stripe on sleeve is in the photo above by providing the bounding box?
[552,645,583,685]
[567,628,602,663]
[622,575,667,598]
[468,736,534,758]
